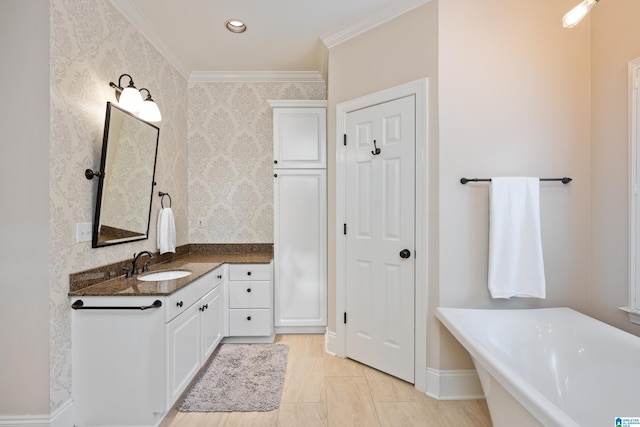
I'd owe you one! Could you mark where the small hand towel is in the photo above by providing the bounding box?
[157,207,176,254]
[488,177,546,299]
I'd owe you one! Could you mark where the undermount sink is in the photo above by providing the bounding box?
[138,270,192,281]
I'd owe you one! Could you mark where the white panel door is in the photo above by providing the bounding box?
[345,95,415,383]
[165,302,201,408]
[200,285,223,362]
[274,169,327,327]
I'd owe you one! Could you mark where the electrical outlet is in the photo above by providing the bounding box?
[197,217,205,228]
[76,222,92,243]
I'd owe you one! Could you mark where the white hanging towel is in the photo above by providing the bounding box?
[157,207,176,254]
[488,177,546,299]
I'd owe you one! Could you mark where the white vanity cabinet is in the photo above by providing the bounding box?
[72,265,226,427]
[225,262,274,342]
[165,267,225,407]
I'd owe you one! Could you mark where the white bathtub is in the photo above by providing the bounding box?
[436,307,640,427]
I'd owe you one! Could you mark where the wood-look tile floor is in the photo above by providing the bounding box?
[164,334,493,427]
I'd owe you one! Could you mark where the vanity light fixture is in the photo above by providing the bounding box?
[225,19,247,33]
[109,74,162,122]
[109,74,144,113]
[138,88,162,123]
[562,0,600,28]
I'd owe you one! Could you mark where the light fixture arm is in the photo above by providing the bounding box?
[139,88,153,101]
[109,73,137,101]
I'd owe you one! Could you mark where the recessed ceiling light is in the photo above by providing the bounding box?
[225,19,246,33]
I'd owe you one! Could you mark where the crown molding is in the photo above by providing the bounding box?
[321,0,432,49]
[189,71,325,83]
[109,0,191,80]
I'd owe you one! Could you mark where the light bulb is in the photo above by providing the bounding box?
[118,86,144,113]
[139,99,162,123]
[562,0,597,28]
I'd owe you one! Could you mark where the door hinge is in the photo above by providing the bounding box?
[343,134,347,146]
[344,312,347,324]
[343,224,347,235]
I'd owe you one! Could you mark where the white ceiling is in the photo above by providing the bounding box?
[110,0,430,81]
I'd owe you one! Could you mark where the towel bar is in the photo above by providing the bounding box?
[460,177,572,185]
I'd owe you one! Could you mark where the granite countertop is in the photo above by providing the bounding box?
[68,249,272,298]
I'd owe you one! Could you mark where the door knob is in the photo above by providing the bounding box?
[399,249,411,259]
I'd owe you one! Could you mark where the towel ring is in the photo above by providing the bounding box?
[159,192,172,208]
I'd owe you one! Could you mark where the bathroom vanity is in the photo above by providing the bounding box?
[69,252,273,427]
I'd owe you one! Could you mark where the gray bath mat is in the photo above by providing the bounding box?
[179,343,289,412]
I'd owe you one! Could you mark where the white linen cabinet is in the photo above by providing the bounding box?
[269,100,327,333]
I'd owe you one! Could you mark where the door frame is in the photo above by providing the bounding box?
[334,78,429,392]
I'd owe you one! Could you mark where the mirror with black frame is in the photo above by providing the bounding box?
[90,102,160,248]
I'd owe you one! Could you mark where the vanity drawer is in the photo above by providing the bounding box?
[165,286,191,322]
[229,281,271,309]
[228,263,272,281]
[229,309,272,336]
[164,274,213,323]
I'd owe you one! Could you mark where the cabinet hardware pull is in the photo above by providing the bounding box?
[247,316,252,321]
[71,299,162,311]
[217,274,222,279]
[274,160,278,164]
[274,173,278,178]
[247,288,251,293]
[177,301,183,307]
[204,304,208,310]
[247,271,252,276]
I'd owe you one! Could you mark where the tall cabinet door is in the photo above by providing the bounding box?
[274,169,327,329]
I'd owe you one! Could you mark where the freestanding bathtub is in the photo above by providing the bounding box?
[436,307,640,427]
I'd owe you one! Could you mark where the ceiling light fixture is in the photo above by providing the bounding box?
[562,0,600,28]
[225,19,247,33]
[109,74,162,122]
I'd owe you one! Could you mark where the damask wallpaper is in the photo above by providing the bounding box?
[188,82,326,243]
[50,0,189,411]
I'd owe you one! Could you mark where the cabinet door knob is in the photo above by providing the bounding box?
[247,316,252,321]
[204,304,208,310]
[274,173,278,178]
[177,301,183,307]
[274,160,278,164]
[217,274,222,279]
[247,288,252,293]
[247,271,252,276]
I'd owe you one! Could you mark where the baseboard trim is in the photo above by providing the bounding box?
[275,326,326,334]
[222,333,276,344]
[0,399,74,427]
[0,401,73,427]
[0,415,49,427]
[425,368,484,400]
[324,328,338,356]
[50,400,74,427]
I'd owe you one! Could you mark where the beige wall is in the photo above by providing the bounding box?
[590,0,640,335]
[0,0,51,415]
[437,0,592,365]
[49,0,189,411]
[326,2,440,333]
[328,0,595,372]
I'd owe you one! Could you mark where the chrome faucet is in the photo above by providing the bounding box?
[131,251,154,276]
